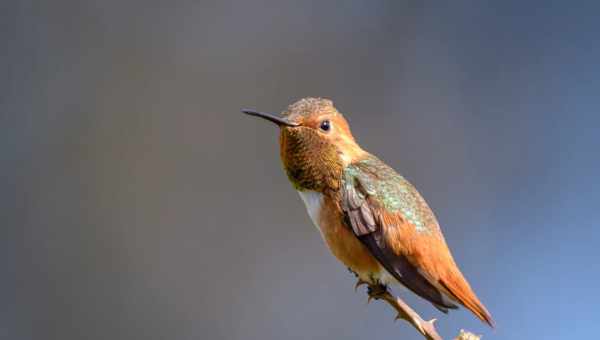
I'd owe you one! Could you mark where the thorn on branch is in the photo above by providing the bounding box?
[358,279,481,340]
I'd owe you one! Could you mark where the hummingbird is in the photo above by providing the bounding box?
[242,98,494,336]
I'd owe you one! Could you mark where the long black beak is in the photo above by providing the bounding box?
[241,109,299,127]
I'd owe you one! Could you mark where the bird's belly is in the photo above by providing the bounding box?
[298,191,382,282]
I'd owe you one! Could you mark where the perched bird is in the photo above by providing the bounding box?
[242,98,493,338]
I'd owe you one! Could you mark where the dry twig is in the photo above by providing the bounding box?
[359,280,481,340]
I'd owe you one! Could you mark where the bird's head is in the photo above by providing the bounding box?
[243,97,365,192]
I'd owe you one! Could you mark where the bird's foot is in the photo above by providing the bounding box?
[366,283,387,303]
[365,284,443,340]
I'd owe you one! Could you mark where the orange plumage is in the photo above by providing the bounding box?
[243,97,494,332]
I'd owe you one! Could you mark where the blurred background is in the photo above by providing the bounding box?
[5,1,600,339]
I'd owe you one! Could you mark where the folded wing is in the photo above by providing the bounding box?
[341,156,494,326]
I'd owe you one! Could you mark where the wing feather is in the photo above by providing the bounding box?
[341,167,457,311]
[341,156,494,325]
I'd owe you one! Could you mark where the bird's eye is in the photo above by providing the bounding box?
[319,120,331,132]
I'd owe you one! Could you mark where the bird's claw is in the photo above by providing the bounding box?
[366,284,387,304]
[354,278,368,292]
[363,284,443,340]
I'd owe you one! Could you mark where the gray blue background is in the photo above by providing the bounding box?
[5,1,600,339]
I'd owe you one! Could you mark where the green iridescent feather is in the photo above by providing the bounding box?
[343,155,439,233]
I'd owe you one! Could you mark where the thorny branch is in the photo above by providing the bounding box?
[355,279,481,340]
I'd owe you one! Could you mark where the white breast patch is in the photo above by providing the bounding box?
[297,190,324,230]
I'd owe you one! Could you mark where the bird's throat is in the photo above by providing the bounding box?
[279,128,343,192]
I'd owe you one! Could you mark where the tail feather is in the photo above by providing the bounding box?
[439,274,495,328]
